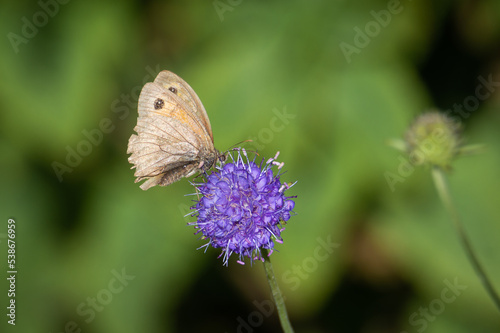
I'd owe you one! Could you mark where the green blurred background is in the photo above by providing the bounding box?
[1,0,500,332]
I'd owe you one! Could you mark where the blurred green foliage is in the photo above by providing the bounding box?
[1,0,500,332]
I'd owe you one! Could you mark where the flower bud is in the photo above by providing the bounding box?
[405,112,462,169]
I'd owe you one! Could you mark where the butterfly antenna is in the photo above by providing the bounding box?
[226,140,259,157]
[226,139,251,150]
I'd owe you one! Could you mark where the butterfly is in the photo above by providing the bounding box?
[127,70,222,190]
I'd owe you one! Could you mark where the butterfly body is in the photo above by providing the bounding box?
[127,70,219,190]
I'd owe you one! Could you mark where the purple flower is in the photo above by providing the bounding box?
[188,149,296,266]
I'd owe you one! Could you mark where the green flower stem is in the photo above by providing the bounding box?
[431,167,500,311]
[262,249,295,333]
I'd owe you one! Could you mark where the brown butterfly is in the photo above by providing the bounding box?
[127,70,221,190]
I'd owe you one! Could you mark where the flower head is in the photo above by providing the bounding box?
[405,112,462,169]
[188,149,296,266]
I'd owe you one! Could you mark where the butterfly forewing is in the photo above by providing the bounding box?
[153,71,213,141]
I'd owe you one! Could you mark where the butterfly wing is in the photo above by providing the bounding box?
[152,70,214,141]
[127,82,210,190]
